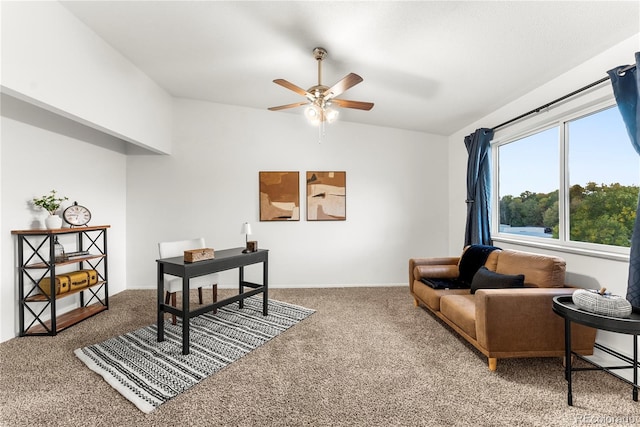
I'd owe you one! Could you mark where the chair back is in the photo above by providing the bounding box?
[159,237,206,258]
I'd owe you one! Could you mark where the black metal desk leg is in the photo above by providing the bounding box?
[263,256,268,316]
[565,318,573,406]
[182,275,190,355]
[634,334,638,402]
[239,266,245,309]
[157,263,165,343]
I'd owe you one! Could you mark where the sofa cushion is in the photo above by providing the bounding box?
[494,249,566,288]
[440,294,477,339]
[483,250,500,272]
[413,281,470,311]
[470,267,525,294]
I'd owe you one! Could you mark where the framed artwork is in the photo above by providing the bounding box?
[259,171,300,221]
[306,171,346,221]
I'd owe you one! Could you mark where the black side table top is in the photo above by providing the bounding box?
[553,295,640,335]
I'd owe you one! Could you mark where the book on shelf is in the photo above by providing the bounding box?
[62,250,92,260]
[66,255,93,260]
[65,250,90,257]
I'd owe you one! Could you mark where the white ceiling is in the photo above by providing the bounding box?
[60,1,639,136]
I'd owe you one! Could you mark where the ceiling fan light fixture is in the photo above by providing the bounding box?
[325,107,339,123]
[305,105,321,125]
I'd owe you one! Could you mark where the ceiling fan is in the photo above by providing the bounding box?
[268,47,374,124]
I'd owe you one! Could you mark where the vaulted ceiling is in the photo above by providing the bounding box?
[61,1,639,136]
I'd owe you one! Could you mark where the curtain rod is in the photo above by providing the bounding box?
[491,63,637,132]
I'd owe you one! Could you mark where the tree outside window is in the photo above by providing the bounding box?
[496,105,638,249]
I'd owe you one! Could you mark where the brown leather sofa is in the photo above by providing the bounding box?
[409,247,596,371]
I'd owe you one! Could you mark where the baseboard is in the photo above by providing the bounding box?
[129,282,406,290]
[262,283,406,289]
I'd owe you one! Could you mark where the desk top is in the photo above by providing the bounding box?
[553,295,640,334]
[157,247,266,265]
[157,247,268,277]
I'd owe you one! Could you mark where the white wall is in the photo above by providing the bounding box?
[447,34,640,356]
[0,95,449,343]
[1,1,173,154]
[0,0,451,342]
[0,95,128,342]
[126,99,450,289]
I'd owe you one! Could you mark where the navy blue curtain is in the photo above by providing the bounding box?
[608,52,640,308]
[464,128,495,246]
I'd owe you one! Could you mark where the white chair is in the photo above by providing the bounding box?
[158,237,219,325]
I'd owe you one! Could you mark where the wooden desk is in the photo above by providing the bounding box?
[156,247,268,354]
[553,295,640,406]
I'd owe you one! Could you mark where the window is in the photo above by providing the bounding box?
[494,103,638,254]
[498,127,559,239]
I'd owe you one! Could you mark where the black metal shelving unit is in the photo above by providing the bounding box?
[12,225,110,336]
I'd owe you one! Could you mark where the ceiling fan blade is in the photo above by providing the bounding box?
[323,73,363,100]
[268,101,310,111]
[273,79,312,98]
[331,99,374,111]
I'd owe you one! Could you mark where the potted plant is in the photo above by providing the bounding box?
[33,190,68,229]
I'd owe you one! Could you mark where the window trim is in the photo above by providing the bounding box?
[491,96,632,262]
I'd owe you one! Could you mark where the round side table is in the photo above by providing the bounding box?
[552,295,640,406]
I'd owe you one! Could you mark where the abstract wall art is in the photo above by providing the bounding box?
[306,171,346,221]
[259,171,300,221]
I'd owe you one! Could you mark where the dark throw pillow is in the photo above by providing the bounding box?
[420,277,470,290]
[470,267,525,294]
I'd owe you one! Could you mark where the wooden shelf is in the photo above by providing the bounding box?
[25,254,105,269]
[11,225,110,235]
[25,281,106,302]
[26,303,107,335]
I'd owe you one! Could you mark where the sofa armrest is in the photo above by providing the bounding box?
[409,257,460,292]
[475,288,595,355]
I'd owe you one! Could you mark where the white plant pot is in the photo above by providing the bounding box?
[45,215,62,230]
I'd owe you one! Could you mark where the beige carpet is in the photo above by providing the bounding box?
[0,287,637,427]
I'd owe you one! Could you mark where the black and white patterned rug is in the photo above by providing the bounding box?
[75,296,315,413]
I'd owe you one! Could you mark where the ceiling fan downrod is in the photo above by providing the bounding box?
[308,47,329,100]
[313,47,327,87]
